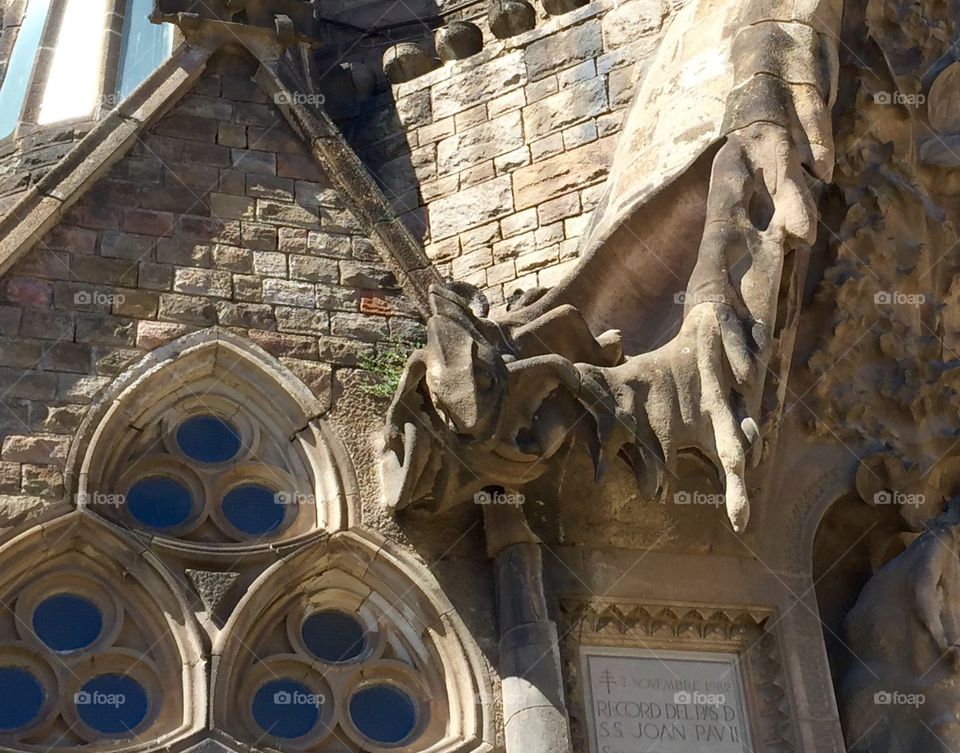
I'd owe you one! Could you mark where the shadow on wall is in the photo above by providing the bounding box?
[811,495,907,702]
[314,8,445,247]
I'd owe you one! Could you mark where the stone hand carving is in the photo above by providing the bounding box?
[382,1,842,533]
[842,502,960,752]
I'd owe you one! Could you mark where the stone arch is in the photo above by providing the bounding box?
[0,510,206,749]
[66,328,357,545]
[211,528,495,753]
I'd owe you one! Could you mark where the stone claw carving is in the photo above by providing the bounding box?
[382,123,820,534]
[382,7,837,534]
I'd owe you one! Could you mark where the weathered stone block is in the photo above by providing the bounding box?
[602,0,665,49]
[2,434,71,467]
[307,231,353,259]
[275,307,330,335]
[113,290,160,318]
[289,255,340,284]
[263,279,316,308]
[432,52,527,120]
[137,320,191,349]
[215,301,276,330]
[210,192,257,220]
[437,112,525,175]
[174,267,233,298]
[256,199,318,227]
[231,148,277,175]
[122,208,175,237]
[158,294,218,326]
[513,137,612,209]
[522,77,607,140]
[75,315,135,346]
[430,176,514,239]
[525,22,602,81]
[330,312,389,341]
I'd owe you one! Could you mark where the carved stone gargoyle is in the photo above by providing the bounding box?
[382,0,844,533]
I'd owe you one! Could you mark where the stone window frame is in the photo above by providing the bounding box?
[560,598,799,753]
[212,529,496,753]
[0,514,207,750]
[108,393,311,543]
[0,0,177,142]
[71,330,352,547]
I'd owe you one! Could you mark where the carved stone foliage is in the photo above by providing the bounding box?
[560,599,796,753]
[807,0,960,529]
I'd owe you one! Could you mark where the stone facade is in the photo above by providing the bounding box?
[0,1,958,753]
[0,46,422,528]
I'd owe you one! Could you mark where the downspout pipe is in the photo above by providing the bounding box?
[483,492,573,753]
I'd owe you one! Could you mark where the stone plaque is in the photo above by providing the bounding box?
[580,647,753,753]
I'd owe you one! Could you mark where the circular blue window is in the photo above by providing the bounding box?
[301,610,366,663]
[252,679,322,739]
[0,666,44,730]
[75,674,148,735]
[222,484,285,536]
[33,594,102,652]
[176,415,242,463]
[127,476,193,529]
[350,685,417,745]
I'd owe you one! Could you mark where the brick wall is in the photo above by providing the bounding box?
[0,49,421,518]
[339,0,678,307]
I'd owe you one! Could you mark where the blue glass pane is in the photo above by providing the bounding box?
[176,415,241,463]
[127,476,193,529]
[0,0,52,138]
[301,610,366,663]
[252,679,321,739]
[75,674,148,735]
[350,685,417,745]
[222,484,284,536]
[117,0,172,99]
[0,667,44,730]
[33,594,102,652]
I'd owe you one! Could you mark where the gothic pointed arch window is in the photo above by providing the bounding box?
[15,329,495,753]
[211,529,495,753]
[71,330,353,545]
[0,515,205,749]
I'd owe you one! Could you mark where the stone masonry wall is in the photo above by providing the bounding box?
[343,0,679,308]
[0,49,421,526]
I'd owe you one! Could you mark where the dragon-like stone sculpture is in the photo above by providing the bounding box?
[383,0,843,532]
